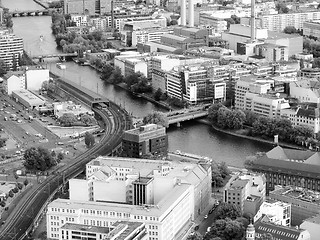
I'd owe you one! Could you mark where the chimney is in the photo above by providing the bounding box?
[188,0,194,27]
[251,0,255,41]
[180,0,186,26]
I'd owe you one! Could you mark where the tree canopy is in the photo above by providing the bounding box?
[23,147,57,171]
[85,132,95,147]
[203,218,245,240]
[59,113,77,127]
[143,112,168,127]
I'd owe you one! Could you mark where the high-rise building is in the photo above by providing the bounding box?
[0,29,23,70]
[122,124,168,158]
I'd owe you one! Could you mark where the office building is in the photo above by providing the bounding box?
[247,146,320,194]
[223,172,266,216]
[63,0,96,15]
[303,21,320,39]
[25,66,50,91]
[122,124,167,158]
[166,62,226,105]
[270,185,320,226]
[254,201,291,226]
[48,156,212,240]
[199,14,227,34]
[0,29,23,70]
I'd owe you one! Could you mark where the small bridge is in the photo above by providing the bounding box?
[165,104,210,126]
[10,9,50,17]
[31,53,78,62]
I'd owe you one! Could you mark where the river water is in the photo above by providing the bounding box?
[7,1,272,167]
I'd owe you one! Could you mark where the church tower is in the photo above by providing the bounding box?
[246,222,255,240]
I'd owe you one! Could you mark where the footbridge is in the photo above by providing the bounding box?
[10,9,50,17]
[166,104,210,126]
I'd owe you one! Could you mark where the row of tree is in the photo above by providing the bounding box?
[208,103,316,147]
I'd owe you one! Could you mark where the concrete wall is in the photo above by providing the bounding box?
[93,181,126,202]
[7,75,24,95]
[69,179,90,201]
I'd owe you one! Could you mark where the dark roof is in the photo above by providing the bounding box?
[255,215,302,240]
[266,146,314,161]
[250,155,320,179]
[296,108,317,118]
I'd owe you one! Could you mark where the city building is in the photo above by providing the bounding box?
[166,62,227,104]
[2,71,25,95]
[223,172,266,216]
[254,201,291,226]
[90,17,108,31]
[63,0,96,15]
[252,215,310,240]
[247,146,320,194]
[122,124,168,158]
[0,29,23,70]
[199,14,227,34]
[70,14,89,27]
[301,68,320,78]
[11,89,45,109]
[300,215,320,240]
[234,79,290,118]
[121,26,174,47]
[281,103,320,133]
[114,52,149,77]
[52,101,94,118]
[289,79,320,103]
[60,221,148,240]
[119,16,167,31]
[257,11,320,32]
[47,156,212,240]
[303,21,320,39]
[221,24,302,58]
[269,185,320,226]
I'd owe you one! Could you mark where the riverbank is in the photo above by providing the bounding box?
[33,0,49,9]
[197,119,305,151]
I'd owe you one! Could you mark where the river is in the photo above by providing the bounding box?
[7,1,272,167]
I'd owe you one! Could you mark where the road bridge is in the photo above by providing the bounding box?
[166,104,210,126]
[31,52,78,62]
[10,9,49,17]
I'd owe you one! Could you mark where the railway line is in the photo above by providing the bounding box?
[0,102,131,239]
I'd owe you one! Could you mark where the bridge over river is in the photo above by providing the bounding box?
[10,9,50,17]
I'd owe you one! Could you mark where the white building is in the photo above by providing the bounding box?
[235,79,291,118]
[25,67,50,91]
[2,71,25,95]
[166,62,227,104]
[254,201,291,226]
[90,17,108,31]
[47,156,212,240]
[199,14,227,34]
[300,215,320,240]
[70,14,89,27]
[114,52,149,77]
[11,89,45,109]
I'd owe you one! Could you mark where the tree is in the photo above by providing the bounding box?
[17,182,23,190]
[41,81,49,91]
[23,147,56,171]
[57,152,64,161]
[283,26,298,34]
[0,201,5,207]
[24,179,29,187]
[0,138,7,148]
[300,59,304,69]
[80,114,94,126]
[204,218,245,240]
[101,64,114,82]
[109,67,124,84]
[218,162,231,179]
[215,203,242,220]
[276,2,289,13]
[187,232,202,240]
[154,88,163,101]
[261,233,274,240]
[208,103,226,124]
[84,132,95,147]
[59,113,77,127]
[12,187,18,193]
[244,110,258,126]
[8,190,13,198]
[143,112,167,127]
[13,171,19,182]
[125,72,143,90]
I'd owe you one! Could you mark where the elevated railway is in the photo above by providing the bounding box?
[0,102,131,239]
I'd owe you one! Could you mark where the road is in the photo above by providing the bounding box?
[0,102,131,239]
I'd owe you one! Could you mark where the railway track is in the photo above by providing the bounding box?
[0,103,131,239]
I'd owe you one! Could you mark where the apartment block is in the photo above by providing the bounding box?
[63,0,96,15]
[223,172,266,216]
[122,124,168,158]
[303,21,320,39]
[289,79,320,103]
[0,29,23,70]
[47,156,212,240]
